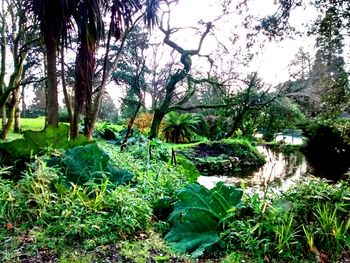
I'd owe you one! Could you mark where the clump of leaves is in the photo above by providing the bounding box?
[162,112,200,143]
[0,124,90,178]
[165,182,243,258]
[223,178,350,262]
[60,143,134,186]
[0,124,89,158]
[176,155,201,183]
[133,112,154,134]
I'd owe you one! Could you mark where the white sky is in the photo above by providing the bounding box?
[105,0,321,106]
[164,0,319,86]
[20,0,340,107]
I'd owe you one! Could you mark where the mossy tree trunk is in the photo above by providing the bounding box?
[13,87,21,133]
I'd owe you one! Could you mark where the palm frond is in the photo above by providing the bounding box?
[163,112,200,143]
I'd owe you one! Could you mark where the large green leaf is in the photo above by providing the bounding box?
[62,143,133,185]
[23,124,70,150]
[165,182,243,258]
[0,124,90,158]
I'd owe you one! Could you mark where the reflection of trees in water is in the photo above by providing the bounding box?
[198,145,308,190]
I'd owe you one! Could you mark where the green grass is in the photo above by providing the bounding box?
[0,117,46,141]
[165,140,205,149]
[0,117,46,132]
[19,117,46,131]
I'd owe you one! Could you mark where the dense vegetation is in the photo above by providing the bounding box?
[1,0,350,262]
[0,118,349,262]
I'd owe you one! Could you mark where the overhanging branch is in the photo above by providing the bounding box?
[169,103,227,112]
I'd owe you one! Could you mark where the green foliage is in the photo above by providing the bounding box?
[257,97,305,141]
[165,182,243,258]
[162,112,200,143]
[176,155,201,183]
[178,139,265,175]
[0,124,90,178]
[0,161,152,254]
[59,109,70,123]
[301,118,350,179]
[0,124,89,158]
[94,122,124,141]
[61,143,134,186]
[223,179,350,261]
[0,138,191,260]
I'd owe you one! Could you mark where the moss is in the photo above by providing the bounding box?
[177,139,265,175]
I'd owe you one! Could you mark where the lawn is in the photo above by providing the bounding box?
[0,117,46,141]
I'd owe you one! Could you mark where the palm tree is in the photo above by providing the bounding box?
[29,0,160,132]
[162,112,200,143]
[72,0,160,139]
[28,0,79,127]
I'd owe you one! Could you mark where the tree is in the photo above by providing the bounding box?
[98,93,118,122]
[282,5,349,117]
[113,26,150,143]
[255,97,305,140]
[28,0,159,135]
[69,0,160,139]
[261,1,350,118]
[312,6,349,116]
[288,47,312,81]
[27,84,46,117]
[148,7,212,138]
[0,0,37,139]
[223,73,285,138]
[28,0,78,127]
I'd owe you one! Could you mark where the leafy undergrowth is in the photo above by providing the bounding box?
[222,178,350,262]
[1,129,350,262]
[166,182,243,258]
[0,141,189,262]
[0,124,90,179]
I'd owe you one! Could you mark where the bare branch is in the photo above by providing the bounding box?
[19,77,46,86]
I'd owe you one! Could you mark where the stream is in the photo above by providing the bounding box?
[197,135,315,192]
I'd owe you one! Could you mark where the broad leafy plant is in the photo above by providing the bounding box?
[0,124,89,157]
[165,182,243,258]
[162,112,200,143]
[61,143,134,185]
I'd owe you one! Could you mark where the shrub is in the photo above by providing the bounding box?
[162,112,200,143]
[133,112,154,134]
[301,118,350,179]
[223,179,350,262]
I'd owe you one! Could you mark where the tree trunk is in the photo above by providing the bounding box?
[45,36,59,127]
[13,88,20,133]
[149,109,166,139]
[148,70,187,139]
[121,97,142,150]
[83,98,93,140]
[226,111,245,138]
[0,10,6,129]
[1,93,15,140]
[71,110,80,139]
[1,106,5,128]
[21,85,26,117]
[61,44,73,128]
